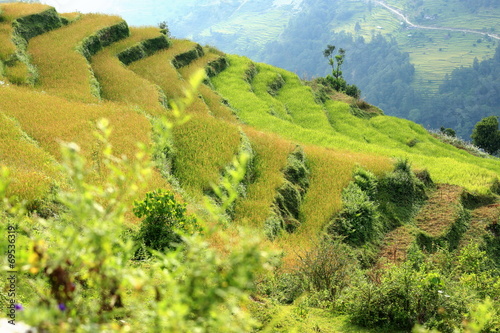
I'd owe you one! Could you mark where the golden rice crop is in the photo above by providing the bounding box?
[28,14,124,103]
[0,22,15,61]
[171,113,241,199]
[177,51,220,80]
[0,85,149,161]
[128,39,197,99]
[198,84,238,122]
[91,27,167,116]
[233,127,293,229]
[0,111,61,202]
[0,85,173,218]
[0,3,50,21]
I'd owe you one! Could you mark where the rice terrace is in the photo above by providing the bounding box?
[0,1,499,332]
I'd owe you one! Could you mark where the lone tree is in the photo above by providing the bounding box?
[323,44,360,98]
[158,21,171,37]
[471,116,500,155]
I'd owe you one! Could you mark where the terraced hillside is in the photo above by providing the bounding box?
[1,0,499,254]
[0,3,499,332]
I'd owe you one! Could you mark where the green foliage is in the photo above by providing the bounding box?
[78,21,130,60]
[440,127,456,138]
[353,166,378,201]
[265,146,310,239]
[158,20,170,37]
[298,236,357,303]
[380,158,427,208]
[12,7,62,41]
[133,189,200,253]
[347,262,470,332]
[171,44,204,69]
[471,116,500,155]
[117,35,171,65]
[330,182,380,245]
[345,83,361,99]
[256,269,305,305]
[456,243,500,300]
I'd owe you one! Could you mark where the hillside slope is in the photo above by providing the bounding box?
[135,0,499,138]
[1,0,499,252]
[0,3,499,331]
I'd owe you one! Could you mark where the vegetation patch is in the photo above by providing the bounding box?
[91,29,168,116]
[265,145,310,239]
[1,5,62,85]
[117,34,171,65]
[205,55,229,77]
[172,44,204,69]
[29,14,127,102]
[266,73,285,96]
[78,21,129,60]
[12,7,62,41]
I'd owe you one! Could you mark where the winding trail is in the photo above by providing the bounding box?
[374,0,500,40]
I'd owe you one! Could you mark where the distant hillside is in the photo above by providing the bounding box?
[144,0,500,138]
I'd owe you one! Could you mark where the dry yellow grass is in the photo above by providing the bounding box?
[198,85,238,122]
[171,113,241,199]
[0,22,15,61]
[91,27,166,116]
[128,39,196,99]
[0,111,61,202]
[0,85,173,221]
[28,14,125,103]
[0,3,51,21]
[234,127,293,229]
[177,51,220,80]
[277,146,392,269]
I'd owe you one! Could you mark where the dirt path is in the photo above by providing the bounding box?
[374,0,500,41]
[378,224,415,265]
[415,184,464,237]
[460,203,500,247]
[378,184,463,265]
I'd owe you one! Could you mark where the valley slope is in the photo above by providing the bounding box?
[0,3,499,331]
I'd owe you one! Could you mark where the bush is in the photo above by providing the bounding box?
[347,262,470,332]
[353,166,378,201]
[330,182,380,245]
[133,189,201,253]
[471,116,500,155]
[298,237,357,304]
[345,84,361,99]
[256,271,305,305]
[380,158,427,207]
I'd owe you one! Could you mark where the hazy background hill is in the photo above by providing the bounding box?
[103,0,500,139]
